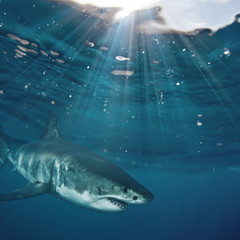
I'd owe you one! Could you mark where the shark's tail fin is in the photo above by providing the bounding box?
[0,126,10,169]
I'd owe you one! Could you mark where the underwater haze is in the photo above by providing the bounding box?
[0,0,240,240]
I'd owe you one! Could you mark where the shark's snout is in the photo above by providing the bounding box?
[125,186,154,205]
[135,189,154,204]
[143,191,154,203]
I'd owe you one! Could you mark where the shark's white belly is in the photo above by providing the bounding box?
[55,184,123,212]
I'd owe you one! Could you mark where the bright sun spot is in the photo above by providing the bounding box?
[115,9,133,19]
[60,0,240,32]
[114,0,155,19]
[72,0,160,19]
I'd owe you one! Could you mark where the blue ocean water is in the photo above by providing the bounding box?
[0,1,240,240]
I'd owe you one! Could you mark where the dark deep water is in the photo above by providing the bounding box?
[1,1,240,240]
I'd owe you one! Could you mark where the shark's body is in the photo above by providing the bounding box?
[0,112,153,212]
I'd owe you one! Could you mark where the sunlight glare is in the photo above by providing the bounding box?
[71,0,160,19]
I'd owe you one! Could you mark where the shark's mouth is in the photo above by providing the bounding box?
[107,197,128,210]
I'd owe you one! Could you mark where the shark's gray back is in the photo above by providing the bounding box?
[11,138,148,196]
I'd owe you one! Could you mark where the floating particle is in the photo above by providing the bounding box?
[31,43,38,48]
[55,58,64,63]
[27,48,38,54]
[15,53,23,58]
[197,114,203,117]
[51,100,55,105]
[197,120,202,126]
[115,56,130,61]
[19,38,29,46]
[176,82,180,86]
[17,45,27,52]
[40,50,48,56]
[111,70,134,76]
[216,143,223,147]
[7,33,19,41]
[50,50,60,56]
[223,48,230,56]
[99,46,108,51]
[17,45,38,54]
[15,49,26,56]
[157,91,164,104]
[0,90,4,94]
[86,40,94,47]
[182,48,186,52]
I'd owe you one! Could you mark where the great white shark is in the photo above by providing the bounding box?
[0,112,153,212]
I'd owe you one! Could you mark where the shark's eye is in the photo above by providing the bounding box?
[123,187,128,193]
[133,196,138,201]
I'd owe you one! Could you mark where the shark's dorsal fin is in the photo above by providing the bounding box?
[0,182,50,201]
[42,111,61,139]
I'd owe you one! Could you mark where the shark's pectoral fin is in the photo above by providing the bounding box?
[0,182,51,201]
